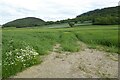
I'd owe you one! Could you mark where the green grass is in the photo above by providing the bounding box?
[2,31,61,78]
[0,28,2,78]
[75,28,118,53]
[60,32,79,52]
[2,25,119,78]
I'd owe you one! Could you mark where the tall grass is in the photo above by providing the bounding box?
[75,29,119,53]
[2,30,62,78]
[59,32,79,52]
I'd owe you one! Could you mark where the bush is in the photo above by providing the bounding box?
[68,22,75,27]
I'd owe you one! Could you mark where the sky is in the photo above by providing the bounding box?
[0,0,119,24]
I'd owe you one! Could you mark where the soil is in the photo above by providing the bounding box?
[13,42,118,78]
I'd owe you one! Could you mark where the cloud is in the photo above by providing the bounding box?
[0,0,119,24]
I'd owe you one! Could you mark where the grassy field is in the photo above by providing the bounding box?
[2,25,119,78]
[0,28,2,78]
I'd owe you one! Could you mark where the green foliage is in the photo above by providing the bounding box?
[76,6,119,25]
[45,21,53,25]
[68,22,75,27]
[93,16,118,25]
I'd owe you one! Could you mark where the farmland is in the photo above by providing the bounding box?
[2,25,119,78]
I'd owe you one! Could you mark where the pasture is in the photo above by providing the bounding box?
[2,25,119,78]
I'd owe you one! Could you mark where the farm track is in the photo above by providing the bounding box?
[13,42,118,78]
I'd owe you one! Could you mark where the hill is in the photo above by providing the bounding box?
[51,6,119,25]
[3,17,45,28]
[75,6,119,25]
[2,6,119,28]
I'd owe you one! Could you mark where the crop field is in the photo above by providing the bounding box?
[2,25,119,78]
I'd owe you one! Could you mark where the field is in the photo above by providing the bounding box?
[2,25,119,78]
[0,28,2,79]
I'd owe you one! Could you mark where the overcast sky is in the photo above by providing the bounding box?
[0,0,119,24]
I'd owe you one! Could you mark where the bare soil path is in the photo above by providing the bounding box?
[13,42,118,78]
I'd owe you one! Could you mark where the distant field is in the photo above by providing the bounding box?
[2,25,119,78]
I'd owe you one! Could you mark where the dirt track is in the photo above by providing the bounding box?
[13,43,118,78]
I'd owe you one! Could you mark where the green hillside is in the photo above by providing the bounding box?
[75,6,119,25]
[45,6,119,25]
[3,17,45,28]
[2,6,119,28]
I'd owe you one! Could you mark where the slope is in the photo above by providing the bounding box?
[3,17,45,28]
